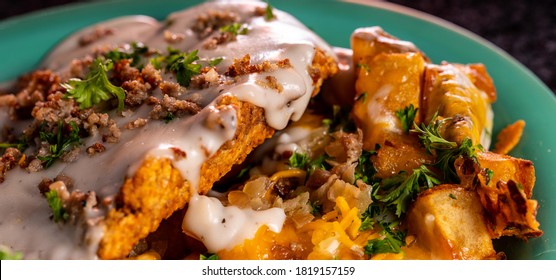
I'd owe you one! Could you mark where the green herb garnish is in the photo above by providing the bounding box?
[0,247,22,260]
[45,189,68,223]
[411,115,482,182]
[208,57,224,67]
[354,149,377,184]
[264,2,275,21]
[288,152,311,170]
[165,48,202,87]
[374,165,440,217]
[37,121,80,168]
[396,104,418,134]
[220,23,248,36]
[62,58,126,111]
[364,223,405,256]
[200,253,219,260]
[485,168,494,185]
[104,42,149,68]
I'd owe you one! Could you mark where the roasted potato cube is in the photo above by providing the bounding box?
[353,52,425,150]
[351,26,424,66]
[406,185,496,259]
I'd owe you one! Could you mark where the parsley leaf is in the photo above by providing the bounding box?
[0,247,22,260]
[104,42,149,68]
[220,23,248,36]
[45,189,68,223]
[37,121,81,168]
[411,114,457,154]
[0,136,28,152]
[354,149,378,184]
[165,48,202,87]
[364,223,405,255]
[264,2,275,21]
[288,152,311,170]
[288,152,329,175]
[396,104,418,134]
[411,115,483,183]
[208,57,224,67]
[374,165,440,217]
[434,137,482,182]
[200,253,219,260]
[485,168,494,185]
[310,200,323,216]
[62,58,125,111]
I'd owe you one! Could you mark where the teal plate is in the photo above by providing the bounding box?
[0,0,555,259]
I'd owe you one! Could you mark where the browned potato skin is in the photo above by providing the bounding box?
[475,151,542,239]
[351,26,425,66]
[421,64,493,146]
[353,53,425,150]
[477,151,535,199]
[405,185,497,260]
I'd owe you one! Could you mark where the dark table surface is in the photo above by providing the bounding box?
[1,0,555,96]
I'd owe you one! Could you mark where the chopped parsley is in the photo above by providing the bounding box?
[0,247,22,260]
[163,112,176,124]
[165,48,202,87]
[364,222,405,256]
[208,57,224,67]
[288,152,329,175]
[374,165,440,217]
[354,149,377,184]
[62,58,126,111]
[485,168,494,184]
[104,42,149,68]
[412,115,483,183]
[37,121,81,168]
[310,200,323,216]
[396,104,418,134]
[45,189,68,223]
[411,114,457,154]
[0,136,28,152]
[219,23,248,36]
[264,2,275,21]
[200,253,219,260]
[449,193,457,200]
[288,152,310,169]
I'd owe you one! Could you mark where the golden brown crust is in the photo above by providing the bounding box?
[98,96,275,259]
[97,49,337,259]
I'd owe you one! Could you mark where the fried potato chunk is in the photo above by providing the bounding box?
[475,151,541,238]
[405,185,497,259]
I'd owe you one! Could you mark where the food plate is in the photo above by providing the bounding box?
[0,0,555,260]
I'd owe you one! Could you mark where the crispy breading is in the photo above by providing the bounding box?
[98,96,275,259]
[97,50,338,259]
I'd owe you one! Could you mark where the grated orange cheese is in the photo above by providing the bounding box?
[216,195,390,259]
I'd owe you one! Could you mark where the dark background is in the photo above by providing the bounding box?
[1,0,555,95]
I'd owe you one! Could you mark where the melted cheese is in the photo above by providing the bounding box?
[182,195,286,252]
